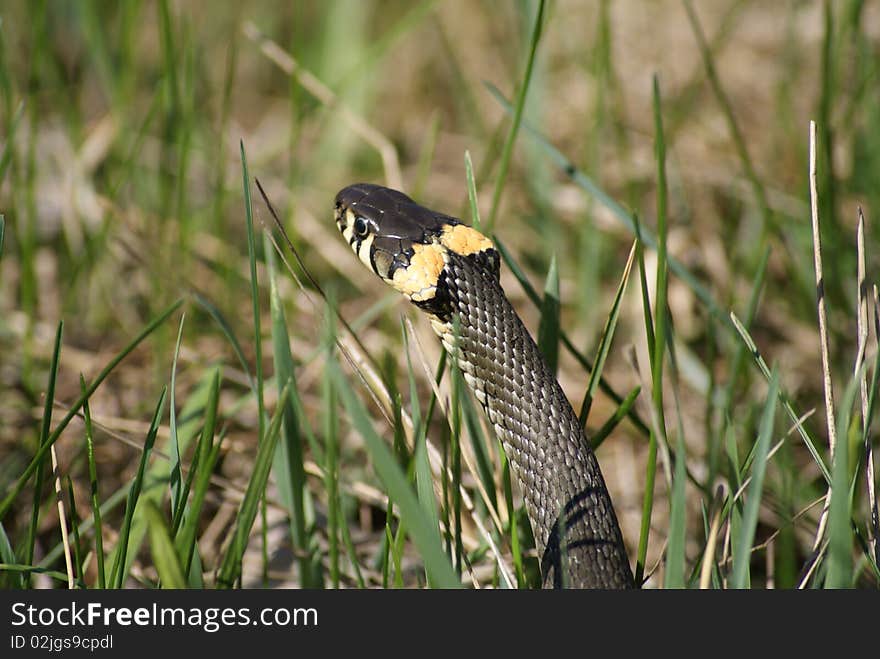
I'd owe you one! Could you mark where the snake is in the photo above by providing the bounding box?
[334,182,634,589]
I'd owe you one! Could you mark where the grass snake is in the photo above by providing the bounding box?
[335,183,634,589]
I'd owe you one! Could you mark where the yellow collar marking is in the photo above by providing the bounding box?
[390,242,445,302]
[439,224,494,255]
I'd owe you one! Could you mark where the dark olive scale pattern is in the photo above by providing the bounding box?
[431,249,634,589]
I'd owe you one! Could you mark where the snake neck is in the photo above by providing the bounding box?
[428,252,634,589]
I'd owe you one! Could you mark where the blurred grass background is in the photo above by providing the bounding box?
[0,0,878,588]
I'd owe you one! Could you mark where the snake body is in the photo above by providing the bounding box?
[335,183,633,589]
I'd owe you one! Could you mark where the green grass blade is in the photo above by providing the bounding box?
[651,74,670,436]
[651,74,687,588]
[144,501,186,589]
[339,515,366,589]
[323,319,341,588]
[580,241,636,425]
[168,313,186,521]
[0,565,74,585]
[634,214,656,364]
[464,150,483,232]
[485,0,545,233]
[241,143,265,438]
[241,141,269,586]
[174,368,221,579]
[730,370,779,589]
[729,312,831,483]
[22,320,63,587]
[591,386,641,450]
[860,298,880,567]
[712,246,770,482]
[0,522,17,588]
[329,363,459,588]
[637,78,672,587]
[448,344,464,578]
[826,377,860,587]
[80,375,105,588]
[391,519,407,587]
[634,225,658,586]
[190,291,254,390]
[664,429,688,589]
[0,214,5,260]
[65,477,84,584]
[0,298,184,521]
[110,386,167,588]
[169,366,223,537]
[265,231,317,587]
[216,379,291,588]
[0,100,24,183]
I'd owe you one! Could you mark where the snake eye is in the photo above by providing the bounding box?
[353,216,369,237]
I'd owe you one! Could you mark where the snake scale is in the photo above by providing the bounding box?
[335,183,634,589]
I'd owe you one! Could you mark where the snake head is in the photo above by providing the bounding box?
[334,183,498,307]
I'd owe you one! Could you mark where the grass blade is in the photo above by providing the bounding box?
[190,292,254,390]
[144,501,186,589]
[265,231,317,587]
[826,376,860,587]
[464,150,482,232]
[591,386,641,450]
[110,387,167,588]
[730,312,831,483]
[80,375,105,588]
[580,241,636,425]
[241,141,269,585]
[241,143,265,437]
[322,307,341,588]
[0,100,23,184]
[713,246,770,483]
[174,369,221,579]
[485,0,545,232]
[0,522,16,588]
[664,430,688,588]
[22,320,63,587]
[651,74,670,439]
[730,370,779,588]
[168,313,186,521]
[652,78,694,505]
